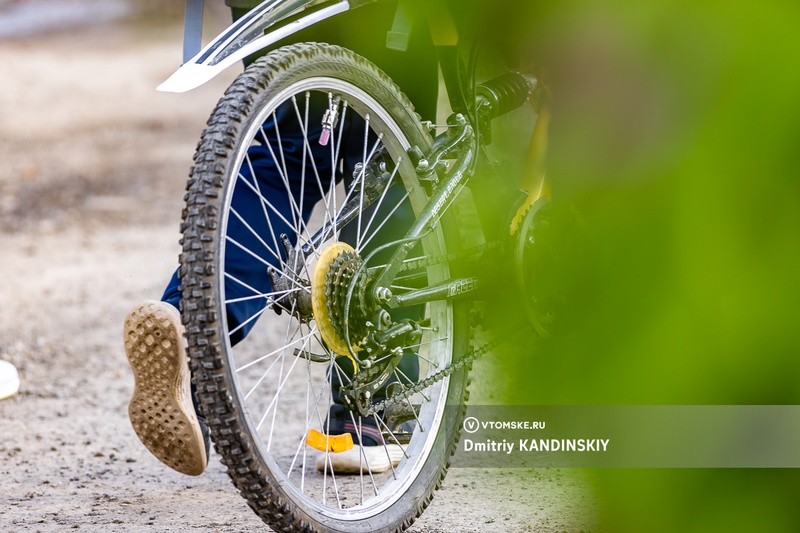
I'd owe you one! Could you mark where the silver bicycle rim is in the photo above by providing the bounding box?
[216,76,453,520]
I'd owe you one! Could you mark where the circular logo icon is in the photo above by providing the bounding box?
[463,416,480,434]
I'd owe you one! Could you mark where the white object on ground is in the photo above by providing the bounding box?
[0,360,20,400]
[316,444,405,474]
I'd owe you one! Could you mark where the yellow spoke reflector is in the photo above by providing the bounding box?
[311,241,361,369]
[306,429,354,453]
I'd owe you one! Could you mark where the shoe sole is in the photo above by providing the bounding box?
[124,301,207,476]
[316,444,404,474]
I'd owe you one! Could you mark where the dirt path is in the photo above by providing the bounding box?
[0,10,597,532]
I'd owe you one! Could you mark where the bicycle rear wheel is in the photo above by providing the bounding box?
[180,43,469,533]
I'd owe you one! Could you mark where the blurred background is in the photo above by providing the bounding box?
[0,0,230,233]
[486,1,800,532]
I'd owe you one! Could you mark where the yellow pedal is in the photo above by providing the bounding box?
[306,429,354,453]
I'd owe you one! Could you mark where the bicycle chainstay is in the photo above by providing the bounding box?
[391,239,501,274]
[359,239,505,417]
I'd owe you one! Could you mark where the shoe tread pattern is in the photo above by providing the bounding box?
[124,301,207,476]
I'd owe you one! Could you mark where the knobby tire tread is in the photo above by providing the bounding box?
[180,43,471,533]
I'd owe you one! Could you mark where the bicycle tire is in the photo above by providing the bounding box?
[180,43,471,533]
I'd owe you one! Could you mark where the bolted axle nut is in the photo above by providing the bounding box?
[375,286,393,303]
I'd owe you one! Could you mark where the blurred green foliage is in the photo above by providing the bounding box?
[484,0,800,531]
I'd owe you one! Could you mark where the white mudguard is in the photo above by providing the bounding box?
[158,0,368,93]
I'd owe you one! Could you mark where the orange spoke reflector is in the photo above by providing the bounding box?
[306,429,354,452]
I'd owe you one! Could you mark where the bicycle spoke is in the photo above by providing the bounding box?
[291,94,331,231]
[256,333,308,431]
[372,411,411,461]
[223,271,304,307]
[236,170,315,253]
[265,301,300,450]
[346,412,379,501]
[229,206,283,265]
[355,113,371,248]
[241,151,283,258]
[359,157,402,248]
[358,191,410,253]
[259,120,317,259]
[224,287,299,305]
[237,330,316,373]
[331,100,349,242]
[287,333,334,485]
[395,365,431,403]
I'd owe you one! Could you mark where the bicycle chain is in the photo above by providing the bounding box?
[361,239,504,417]
[363,335,501,417]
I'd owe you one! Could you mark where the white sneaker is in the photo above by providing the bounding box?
[0,360,20,400]
[124,301,208,476]
[316,444,404,474]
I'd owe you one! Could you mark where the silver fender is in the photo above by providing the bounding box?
[158,0,360,93]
